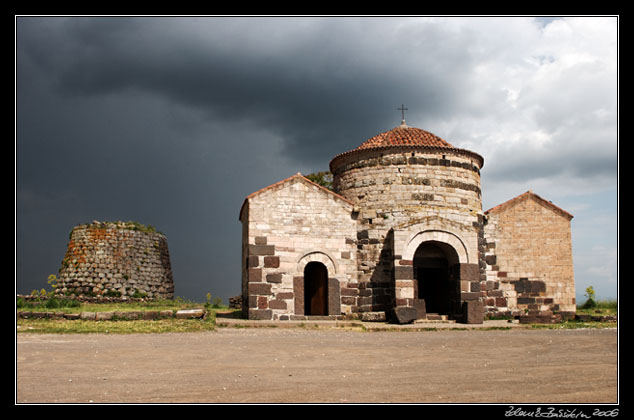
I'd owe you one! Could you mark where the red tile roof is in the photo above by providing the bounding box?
[356,125,454,150]
[485,190,573,221]
[330,123,484,171]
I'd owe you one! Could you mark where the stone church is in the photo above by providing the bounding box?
[239,117,576,324]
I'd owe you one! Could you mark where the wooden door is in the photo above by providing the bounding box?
[304,262,328,315]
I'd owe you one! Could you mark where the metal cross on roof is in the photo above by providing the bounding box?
[397,104,408,121]
[397,104,408,127]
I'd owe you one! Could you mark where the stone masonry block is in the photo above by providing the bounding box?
[249,309,272,320]
[269,299,287,310]
[394,266,414,280]
[459,263,480,282]
[247,255,259,268]
[328,278,341,316]
[248,282,272,296]
[248,268,262,282]
[293,276,304,315]
[266,273,283,283]
[248,244,275,256]
[461,292,480,301]
[393,306,417,324]
[462,300,484,324]
[264,256,280,268]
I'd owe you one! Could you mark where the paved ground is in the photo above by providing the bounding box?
[16,326,618,404]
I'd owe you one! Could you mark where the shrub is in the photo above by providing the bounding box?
[581,286,597,309]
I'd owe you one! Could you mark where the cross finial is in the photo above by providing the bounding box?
[397,104,408,127]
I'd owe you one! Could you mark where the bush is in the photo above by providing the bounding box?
[581,286,597,309]
[44,296,81,309]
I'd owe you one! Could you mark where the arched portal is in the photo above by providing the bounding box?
[304,261,329,316]
[414,241,460,315]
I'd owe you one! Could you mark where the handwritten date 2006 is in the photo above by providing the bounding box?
[505,406,619,418]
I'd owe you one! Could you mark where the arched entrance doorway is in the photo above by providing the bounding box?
[304,261,328,315]
[414,241,460,316]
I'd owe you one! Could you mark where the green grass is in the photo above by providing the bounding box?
[17,297,203,314]
[576,298,618,316]
[17,318,218,334]
[529,299,618,330]
[16,298,242,334]
[530,320,617,330]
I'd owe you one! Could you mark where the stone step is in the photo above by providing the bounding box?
[414,313,454,323]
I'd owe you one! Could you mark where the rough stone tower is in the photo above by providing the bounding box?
[329,119,485,322]
[57,221,174,299]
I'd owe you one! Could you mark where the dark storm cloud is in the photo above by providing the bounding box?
[16,16,618,301]
[18,17,478,166]
[17,16,485,300]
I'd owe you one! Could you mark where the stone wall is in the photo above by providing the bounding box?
[240,175,357,320]
[331,147,484,318]
[483,192,575,316]
[57,221,174,300]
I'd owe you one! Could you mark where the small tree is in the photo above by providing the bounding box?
[582,285,597,309]
[305,171,333,191]
[47,274,58,296]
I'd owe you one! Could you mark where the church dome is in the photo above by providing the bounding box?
[355,123,454,150]
[330,121,484,173]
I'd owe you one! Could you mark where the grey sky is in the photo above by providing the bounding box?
[16,16,618,302]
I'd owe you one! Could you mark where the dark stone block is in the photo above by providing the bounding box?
[459,263,480,282]
[513,278,547,295]
[247,255,259,268]
[461,292,480,301]
[254,236,267,245]
[485,255,497,265]
[328,278,341,316]
[264,256,280,268]
[248,268,262,282]
[393,306,417,324]
[248,244,275,256]
[249,309,272,320]
[532,281,546,294]
[357,230,369,240]
[248,282,271,295]
[269,299,287,310]
[341,288,359,297]
[266,273,283,283]
[341,296,356,305]
[293,276,304,315]
[394,266,413,280]
[462,300,484,324]
[414,298,426,319]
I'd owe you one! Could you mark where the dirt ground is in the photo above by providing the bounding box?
[16,327,618,404]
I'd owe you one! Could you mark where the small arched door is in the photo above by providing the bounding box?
[304,261,328,315]
[414,241,460,315]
